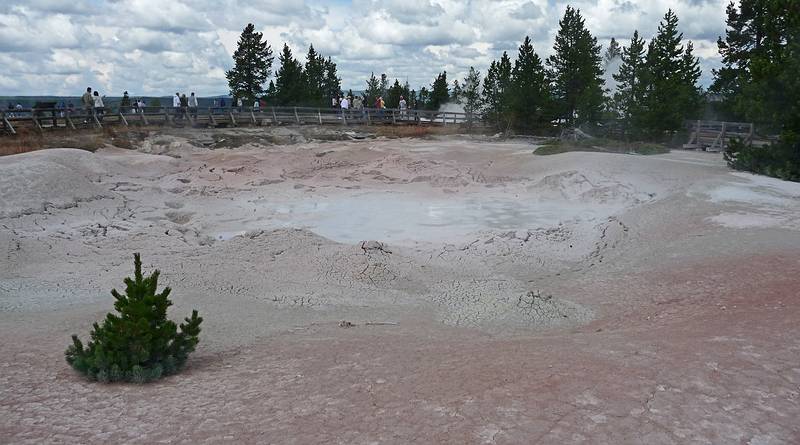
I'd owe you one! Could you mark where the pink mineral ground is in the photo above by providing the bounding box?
[1,129,799,444]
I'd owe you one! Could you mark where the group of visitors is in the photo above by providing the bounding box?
[81,87,105,123]
[331,94,408,119]
[172,92,200,120]
[4,102,24,118]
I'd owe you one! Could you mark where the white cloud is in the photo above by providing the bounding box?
[0,0,729,96]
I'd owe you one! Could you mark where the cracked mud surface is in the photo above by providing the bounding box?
[2,133,800,444]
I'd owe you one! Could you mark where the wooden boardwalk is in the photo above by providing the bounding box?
[684,120,756,152]
[1,106,480,135]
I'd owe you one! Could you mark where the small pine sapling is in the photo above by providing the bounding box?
[66,253,203,383]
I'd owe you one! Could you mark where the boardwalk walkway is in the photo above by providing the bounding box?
[1,106,479,135]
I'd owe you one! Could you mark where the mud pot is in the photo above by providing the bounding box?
[2,129,799,443]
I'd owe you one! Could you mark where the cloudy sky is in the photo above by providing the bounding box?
[0,0,728,97]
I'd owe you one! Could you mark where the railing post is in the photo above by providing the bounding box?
[271,107,277,125]
[207,107,216,127]
[318,108,322,125]
[250,110,257,125]
[229,110,237,126]
[119,110,128,126]
[65,110,76,130]
[366,109,371,125]
[1,111,16,135]
[294,107,300,124]
[391,109,396,124]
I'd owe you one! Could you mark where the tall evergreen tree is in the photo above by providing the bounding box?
[226,23,274,103]
[716,0,800,181]
[509,36,550,131]
[462,66,482,116]
[386,79,405,108]
[546,6,605,126]
[481,52,513,125]
[364,72,381,106]
[322,57,342,104]
[274,43,306,105]
[429,71,450,110]
[418,86,430,109]
[641,9,702,135]
[379,73,389,99]
[451,80,463,104]
[712,0,797,128]
[613,30,648,132]
[304,44,325,105]
[604,37,623,64]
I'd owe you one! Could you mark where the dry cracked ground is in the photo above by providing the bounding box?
[1,128,799,444]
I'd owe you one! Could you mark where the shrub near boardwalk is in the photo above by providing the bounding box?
[65,254,203,383]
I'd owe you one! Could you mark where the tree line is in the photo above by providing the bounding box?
[226,3,799,182]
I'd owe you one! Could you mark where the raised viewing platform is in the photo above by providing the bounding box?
[1,105,480,136]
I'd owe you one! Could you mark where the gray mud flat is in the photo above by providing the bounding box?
[2,134,800,444]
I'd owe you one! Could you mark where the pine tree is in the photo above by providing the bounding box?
[226,23,274,103]
[274,43,306,106]
[322,57,342,105]
[364,72,381,106]
[429,71,450,110]
[379,74,389,99]
[613,30,648,132]
[546,6,605,126]
[509,36,550,131]
[481,53,512,128]
[264,80,277,104]
[604,37,622,64]
[717,0,800,180]
[641,9,702,135]
[462,66,482,116]
[386,79,404,108]
[451,80,463,104]
[712,0,797,128]
[65,254,202,383]
[418,86,430,109]
[304,44,325,106]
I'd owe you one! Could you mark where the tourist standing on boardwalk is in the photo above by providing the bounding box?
[180,94,189,119]
[81,87,93,123]
[340,96,349,119]
[93,91,105,122]
[253,98,260,111]
[137,98,146,113]
[399,96,407,120]
[173,93,181,119]
[237,97,243,112]
[188,92,198,118]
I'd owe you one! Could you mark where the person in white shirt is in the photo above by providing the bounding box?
[339,96,350,119]
[173,93,181,119]
[399,96,407,120]
[188,92,198,118]
[93,91,105,122]
[253,99,260,111]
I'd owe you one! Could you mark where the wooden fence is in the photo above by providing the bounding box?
[0,106,481,135]
[684,120,755,152]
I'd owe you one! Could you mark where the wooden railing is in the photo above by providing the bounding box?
[0,106,481,135]
[684,120,755,152]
